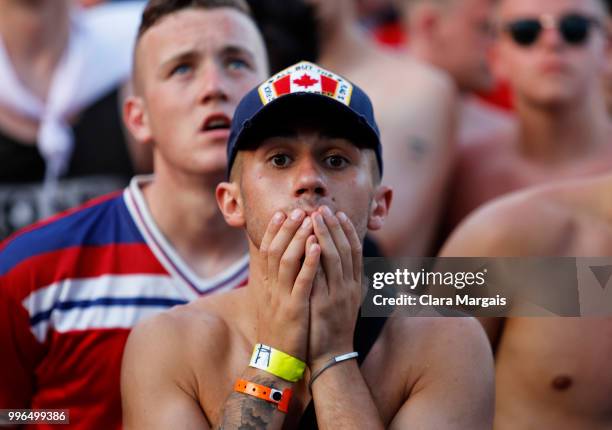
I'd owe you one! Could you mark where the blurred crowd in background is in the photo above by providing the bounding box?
[0,0,611,251]
[1,1,612,428]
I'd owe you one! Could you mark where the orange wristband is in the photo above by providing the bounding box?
[234,378,293,413]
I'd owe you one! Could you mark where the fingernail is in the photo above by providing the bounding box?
[313,213,323,224]
[301,217,312,229]
[337,212,347,222]
[291,209,303,220]
[321,206,333,216]
[272,212,284,223]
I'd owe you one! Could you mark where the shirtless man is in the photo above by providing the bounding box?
[441,173,612,429]
[308,0,459,257]
[447,0,612,228]
[121,62,493,429]
[397,0,516,147]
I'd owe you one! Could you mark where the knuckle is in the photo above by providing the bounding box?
[338,243,351,256]
[268,245,283,260]
[280,254,296,267]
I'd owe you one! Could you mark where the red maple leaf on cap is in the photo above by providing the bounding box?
[293,73,318,89]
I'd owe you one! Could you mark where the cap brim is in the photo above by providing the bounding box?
[231,92,380,164]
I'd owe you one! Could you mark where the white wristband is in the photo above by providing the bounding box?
[309,352,359,391]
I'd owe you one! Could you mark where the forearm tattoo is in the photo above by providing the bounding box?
[217,376,281,430]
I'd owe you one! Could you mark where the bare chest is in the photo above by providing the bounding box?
[496,318,612,421]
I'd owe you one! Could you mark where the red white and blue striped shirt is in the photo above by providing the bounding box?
[0,176,248,429]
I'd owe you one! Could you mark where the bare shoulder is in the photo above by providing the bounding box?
[441,180,589,257]
[126,295,232,360]
[122,289,245,389]
[393,52,455,92]
[121,297,235,429]
[382,317,494,429]
[397,55,457,106]
[386,316,491,364]
[360,49,456,100]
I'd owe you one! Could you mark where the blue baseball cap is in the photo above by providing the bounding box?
[226,61,383,178]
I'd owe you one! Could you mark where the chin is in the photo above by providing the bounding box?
[185,160,226,177]
[190,150,228,172]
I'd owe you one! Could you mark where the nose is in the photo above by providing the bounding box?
[539,15,564,50]
[199,63,229,104]
[292,157,328,199]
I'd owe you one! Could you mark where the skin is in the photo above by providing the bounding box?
[127,7,268,176]
[495,0,609,106]
[404,0,498,93]
[313,0,459,257]
[122,7,268,279]
[446,0,612,229]
[0,0,151,171]
[121,130,494,429]
[441,174,612,429]
[400,0,517,242]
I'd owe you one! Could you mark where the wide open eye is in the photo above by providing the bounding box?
[227,57,251,71]
[270,154,292,168]
[170,63,193,77]
[324,155,349,169]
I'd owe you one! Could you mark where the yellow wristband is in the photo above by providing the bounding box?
[249,344,306,382]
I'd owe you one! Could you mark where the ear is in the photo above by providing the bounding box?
[367,185,393,231]
[123,95,153,144]
[216,181,245,228]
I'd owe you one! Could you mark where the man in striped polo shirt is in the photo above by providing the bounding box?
[0,0,268,428]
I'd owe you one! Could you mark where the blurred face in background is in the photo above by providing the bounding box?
[604,14,612,116]
[495,0,609,109]
[434,0,497,92]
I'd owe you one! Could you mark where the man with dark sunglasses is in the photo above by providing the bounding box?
[447,0,612,228]
[441,1,612,429]
[504,14,602,47]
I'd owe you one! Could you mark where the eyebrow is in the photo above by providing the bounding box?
[221,45,256,62]
[157,44,257,76]
[158,50,200,75]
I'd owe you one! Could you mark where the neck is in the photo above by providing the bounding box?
[0,1,70,100]
[516,91,611,162]
[143,164,248,278]
[318,16,375,72]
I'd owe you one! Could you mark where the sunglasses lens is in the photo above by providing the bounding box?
[560,15,591,44]
[508,20,541,46]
